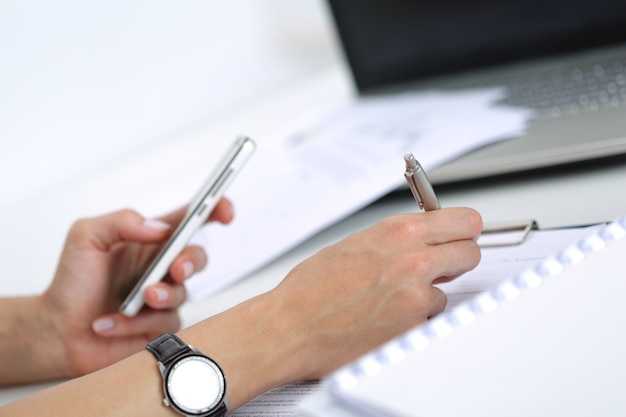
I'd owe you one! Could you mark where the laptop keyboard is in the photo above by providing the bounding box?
[499,57,626,119]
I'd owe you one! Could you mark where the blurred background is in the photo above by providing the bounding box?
[0,0,342,208]
[1,0,356,296]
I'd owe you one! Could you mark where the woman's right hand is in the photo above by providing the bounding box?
[271,207,483,380]
[189,207,483,410]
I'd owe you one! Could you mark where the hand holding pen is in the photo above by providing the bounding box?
[404,153,441,211]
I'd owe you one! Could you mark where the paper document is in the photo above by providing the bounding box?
[229,224,607,417]
[301,218,626,417]
[230,381,320,417]
[186,88,533,299]
[440,223,604,311]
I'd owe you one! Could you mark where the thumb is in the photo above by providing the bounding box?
[70,209,172,251]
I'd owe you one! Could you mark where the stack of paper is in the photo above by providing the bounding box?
[186,88,533,299]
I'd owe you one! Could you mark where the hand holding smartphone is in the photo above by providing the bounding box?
[120,136,256,316]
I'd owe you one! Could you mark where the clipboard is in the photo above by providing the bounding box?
[478,219,538,248]
[299,216,626,417]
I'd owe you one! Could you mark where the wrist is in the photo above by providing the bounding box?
[177,291,311,410]
[0,295,69,385]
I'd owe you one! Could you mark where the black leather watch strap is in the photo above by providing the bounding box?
[146,333,192,366]
[146,333,228,417]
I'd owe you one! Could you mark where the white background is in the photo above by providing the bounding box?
[0,0,341,207]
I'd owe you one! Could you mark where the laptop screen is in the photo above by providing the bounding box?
[327,0,626,92]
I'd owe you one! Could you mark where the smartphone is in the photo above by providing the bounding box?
[120,136,256,316]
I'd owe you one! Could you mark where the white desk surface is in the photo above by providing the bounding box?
[2,64,626,407]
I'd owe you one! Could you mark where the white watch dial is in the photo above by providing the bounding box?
[167,355,225,413]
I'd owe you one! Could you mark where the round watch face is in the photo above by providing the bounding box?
[166,354,225,415]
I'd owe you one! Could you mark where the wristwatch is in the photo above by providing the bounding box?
[146,333,229,417]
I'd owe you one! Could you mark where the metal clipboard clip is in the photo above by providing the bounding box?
[478,219,539,248]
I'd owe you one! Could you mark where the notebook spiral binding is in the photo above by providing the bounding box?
[331,215,626,392]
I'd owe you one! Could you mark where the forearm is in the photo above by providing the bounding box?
[0,296,68,386]
[0,209,483,415]
[180,292,312,408]
[0,291,306,416]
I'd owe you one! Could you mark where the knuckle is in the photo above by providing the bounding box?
[387,251,438,285]
[381,214,430,242]
[67,217,93,241]
[378,215,407,235]
[411,251,438,276]
[114,208,141,223]
[393,281,437,316]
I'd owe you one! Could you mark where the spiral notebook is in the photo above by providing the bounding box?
[300,215,626,417]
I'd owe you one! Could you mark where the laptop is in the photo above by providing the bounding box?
[326,0,626,184]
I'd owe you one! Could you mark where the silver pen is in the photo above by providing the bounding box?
[403,153,441,211]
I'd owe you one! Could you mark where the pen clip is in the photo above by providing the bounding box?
[405,172,425,209]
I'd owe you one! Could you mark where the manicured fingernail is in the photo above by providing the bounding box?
[182,261,194,278]
[143,219,171,231]
[154,287,170,303]
[92,317,115,333]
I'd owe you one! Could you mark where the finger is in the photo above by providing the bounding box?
[157,205,187,228]
[143,282,188,310]
[427,286,448,318]
[432,273,463,285]
[417,207,483,246]
[168,245,208,284]
[420,239,482,284]
[92,310,181,337]
[208,198,234,224]
[159,198,234,229]
[70,209,172,251]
